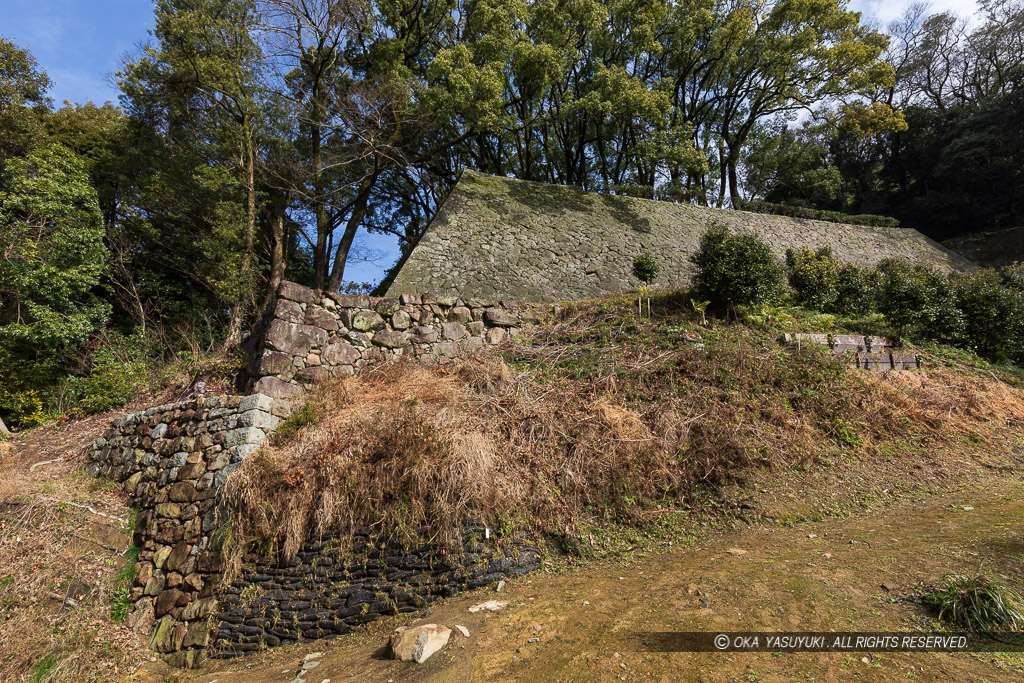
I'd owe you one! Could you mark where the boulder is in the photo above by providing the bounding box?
[351,311,386,332]
[273,298,304,324]
[265,319,327,356]
[390,624,452,663]
[126,597,155,635]
[484,308,519,327]
[441,322,467,341]
[447,307,472,323]
[277,280,316,304]
[391,310,412,329]
[322,342,360,366]
[373,330,410,349]
[252,376,302,399]
[258,350,294,377]
[376,298,401,316]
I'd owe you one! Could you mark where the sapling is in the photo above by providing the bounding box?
[632,253,659,317]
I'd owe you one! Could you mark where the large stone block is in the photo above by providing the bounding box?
[274,299,304,324]
[252,376,302,399]
[150,615,187,653]
[375,298,400,316]
[238,394,274,413]
[442,322,467,341]
[277,280,315,304]
[351,311,386,332]
[322,342,360,366]
[373,330,410,349]
[265,319,327,356]
[484,308,519,327]
[258,350,293,377]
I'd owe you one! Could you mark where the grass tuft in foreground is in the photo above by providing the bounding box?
[924,573,1024,631]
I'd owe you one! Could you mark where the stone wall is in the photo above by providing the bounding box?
[87,389,542,668]
[215,528,540,656]
[250,279,550,397]
[386,170,974,302]
[86,394,292,669]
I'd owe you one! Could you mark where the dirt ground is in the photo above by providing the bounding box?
[133,474,1024,683]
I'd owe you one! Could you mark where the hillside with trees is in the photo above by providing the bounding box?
[1,0,1022,428]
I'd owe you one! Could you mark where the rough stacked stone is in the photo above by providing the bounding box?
[86,394,293,668]
[251,281,552,396]
[385,170,972,303]
[215,526,541,656]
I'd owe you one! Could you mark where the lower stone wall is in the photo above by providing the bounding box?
[86,394,292,668]
[214,527,540,655]
[87,392,542,668]
[250,280,552,398]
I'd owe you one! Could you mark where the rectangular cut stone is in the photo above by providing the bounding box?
[224,427,265,448]
[238,394,274,413]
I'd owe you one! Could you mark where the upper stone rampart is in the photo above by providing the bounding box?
[386,170,973,303]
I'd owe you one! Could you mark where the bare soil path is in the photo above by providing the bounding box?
[158,478,1024,683]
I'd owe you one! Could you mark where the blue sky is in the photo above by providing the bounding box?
[2,0,982,285]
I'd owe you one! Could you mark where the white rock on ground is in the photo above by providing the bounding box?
[455,625,470,637]
[468,600,506,613]
[390,624,452,663]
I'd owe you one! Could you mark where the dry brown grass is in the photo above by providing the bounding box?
[223,301,1024,570]
[0,403,151,682]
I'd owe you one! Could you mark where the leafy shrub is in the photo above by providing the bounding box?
[632,253,659,285]
[786,246,839,311]
[951,269,1024,363]
[924,573,1024,631]
[736,198,900,228]
[873,259,948,341]
[691,224,785,315]
[61,332,153,416]
[833,263,876,317]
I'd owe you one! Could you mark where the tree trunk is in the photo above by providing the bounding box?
[0,415,9,435]
[223,125,258,350]
[327,176,375,291]
[727,149,741,207]
[261,189,288,314]
[311,120,328,290]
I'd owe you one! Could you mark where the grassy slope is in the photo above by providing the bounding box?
[3,289,1024,681]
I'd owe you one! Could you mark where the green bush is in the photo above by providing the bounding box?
[632,253,659,285]
[786,246,839,311]
[691,224,785,315]
[736,198,900,228]
[950,269,1024,363]
[833,263,876,317]
[61,332,153,416]
[873,259,947,341]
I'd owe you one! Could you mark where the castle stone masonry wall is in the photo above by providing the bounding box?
[87,394,292,668]
[251,279,550,396]
[216,529,540,655]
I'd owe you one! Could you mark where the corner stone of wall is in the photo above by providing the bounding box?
[86,393,293,669]
[250,280,554,397]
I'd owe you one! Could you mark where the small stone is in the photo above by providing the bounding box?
[441,322,467,341]
[725,548,747,555]
[389,624,451,663]
[454,625,470,637]
[468,600,506,613]
[496,579,505,593]
[448,307,472,323]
